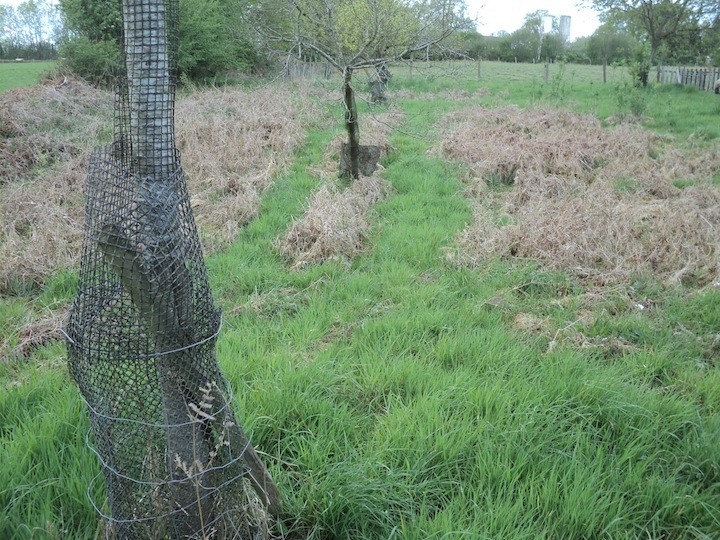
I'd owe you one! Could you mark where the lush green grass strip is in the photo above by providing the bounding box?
[0,356,103,540]
[212,95,718,537]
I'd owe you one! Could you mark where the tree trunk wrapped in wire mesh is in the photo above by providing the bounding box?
[64,0,279,537]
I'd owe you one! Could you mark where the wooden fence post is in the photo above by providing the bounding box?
[603,59,607,84]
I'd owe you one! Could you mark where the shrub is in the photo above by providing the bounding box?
[58,0,267,82]
[58,37,120,86]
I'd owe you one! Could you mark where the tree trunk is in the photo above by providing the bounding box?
[122,0,175,180]
[343,67,360,181]
[69,1,281,537]
[603,57,607,84]
[121,1,211,535]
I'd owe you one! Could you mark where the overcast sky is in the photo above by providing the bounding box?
[466,0,601,40]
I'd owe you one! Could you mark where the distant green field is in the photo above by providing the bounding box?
[0,61,56,92]
[382,59,720,138]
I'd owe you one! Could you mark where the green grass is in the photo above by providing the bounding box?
[2,64,720,538]
[384,60,720,140]
[0,61,57,92]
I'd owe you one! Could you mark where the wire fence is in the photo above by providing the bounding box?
[285,58,332,80]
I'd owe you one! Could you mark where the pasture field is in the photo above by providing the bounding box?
[1,63,719,538]
[0,61,57,92]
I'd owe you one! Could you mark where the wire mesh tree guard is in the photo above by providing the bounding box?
[64,0,280,537]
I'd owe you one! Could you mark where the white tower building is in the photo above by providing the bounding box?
[559,15,571,42]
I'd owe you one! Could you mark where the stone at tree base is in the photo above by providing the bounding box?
[340,143,382,178]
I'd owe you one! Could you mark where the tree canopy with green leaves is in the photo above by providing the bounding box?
[587,22,637,65]
[251,0,468,179]
[254,0,468,71]
[588,0,712,62]
[58,0,262,81]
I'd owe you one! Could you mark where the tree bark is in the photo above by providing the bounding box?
[120,1,211,535]
[118,2,281,535]
[122,0,175,180]
[343,67,360,181]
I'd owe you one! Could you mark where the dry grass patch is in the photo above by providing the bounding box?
[1,308,65,361]
[0,79,318,369]
[0,163,86,291]
[277,176,392,269]
[1,79,110,291]
[0,80,319,290]
[442,105,720,285]
[176,83,321,251]
[1,77,110,184]
[278,102,399,269]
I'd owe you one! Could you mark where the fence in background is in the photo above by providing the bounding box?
[286,58,332,80]
[657,66,720,92]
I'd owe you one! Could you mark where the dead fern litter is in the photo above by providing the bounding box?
[277,103,399,269]
[0,308,65,362]
[277,176,392,269]
[175,85,319,250]
[442,105,720,285]
[0,80,318,291]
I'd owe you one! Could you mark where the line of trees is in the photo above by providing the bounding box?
[3,0,720,81]
[587,0,720,85]
[37,0,476,83]
[0,0,61,60]
[452,2,720,69]
[477,11,567,63]
[447,13,635,66]
[0,0,271,79]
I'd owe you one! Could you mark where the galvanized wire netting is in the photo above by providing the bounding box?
[65,0,277,537]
